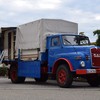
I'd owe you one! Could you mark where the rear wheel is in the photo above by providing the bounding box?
[56,64,73,88]
[87,75,100,87]
[10,66,25,83]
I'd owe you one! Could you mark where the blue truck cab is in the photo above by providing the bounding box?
[44,34,100,87]
[8,33,100,88]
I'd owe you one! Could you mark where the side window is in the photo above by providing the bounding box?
[51,37,60,47]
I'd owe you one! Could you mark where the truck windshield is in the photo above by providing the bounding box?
[62,35,90,46]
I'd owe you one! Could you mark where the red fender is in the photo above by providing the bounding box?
[52,58,73,74]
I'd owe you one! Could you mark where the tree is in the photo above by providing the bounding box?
[93,30,100,46]
[91,42,96,45]
[79,32,85,36]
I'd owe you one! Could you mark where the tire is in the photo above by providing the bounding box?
[56,64,73,88]
[10,66,25,83]
[87,75,100,87]
[35,75,48,82]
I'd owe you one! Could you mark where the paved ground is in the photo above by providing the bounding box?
[0,78,99,100]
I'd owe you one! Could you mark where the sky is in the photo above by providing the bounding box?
[0,0,100,42]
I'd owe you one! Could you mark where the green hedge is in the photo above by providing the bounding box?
[0,67,8,76]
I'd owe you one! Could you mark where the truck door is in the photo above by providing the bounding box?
[48,36,61,72]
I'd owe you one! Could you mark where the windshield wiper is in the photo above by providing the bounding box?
[64,39,71,44]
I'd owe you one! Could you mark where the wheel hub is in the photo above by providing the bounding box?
[58,69,66,84]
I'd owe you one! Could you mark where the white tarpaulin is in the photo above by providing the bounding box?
[15,19,78,52]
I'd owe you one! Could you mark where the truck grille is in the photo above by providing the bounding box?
[91,48,100,67]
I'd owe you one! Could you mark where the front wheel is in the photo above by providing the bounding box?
[10,66,25,83]
[56,64,73,88]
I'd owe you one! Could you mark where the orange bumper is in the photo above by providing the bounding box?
[76,69,100,75]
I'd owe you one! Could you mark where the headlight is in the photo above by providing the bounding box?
[80,61,85,67]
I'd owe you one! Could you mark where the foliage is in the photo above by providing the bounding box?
[0,67,8,76]
[79,32,85,36]
[93,30,100,36]
[91,42,96,45]
[93,30,100,46]
[96,37,100,46]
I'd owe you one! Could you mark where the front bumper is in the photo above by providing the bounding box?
[76,69,100,75]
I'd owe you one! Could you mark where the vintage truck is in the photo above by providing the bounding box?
[1,19,100,87]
